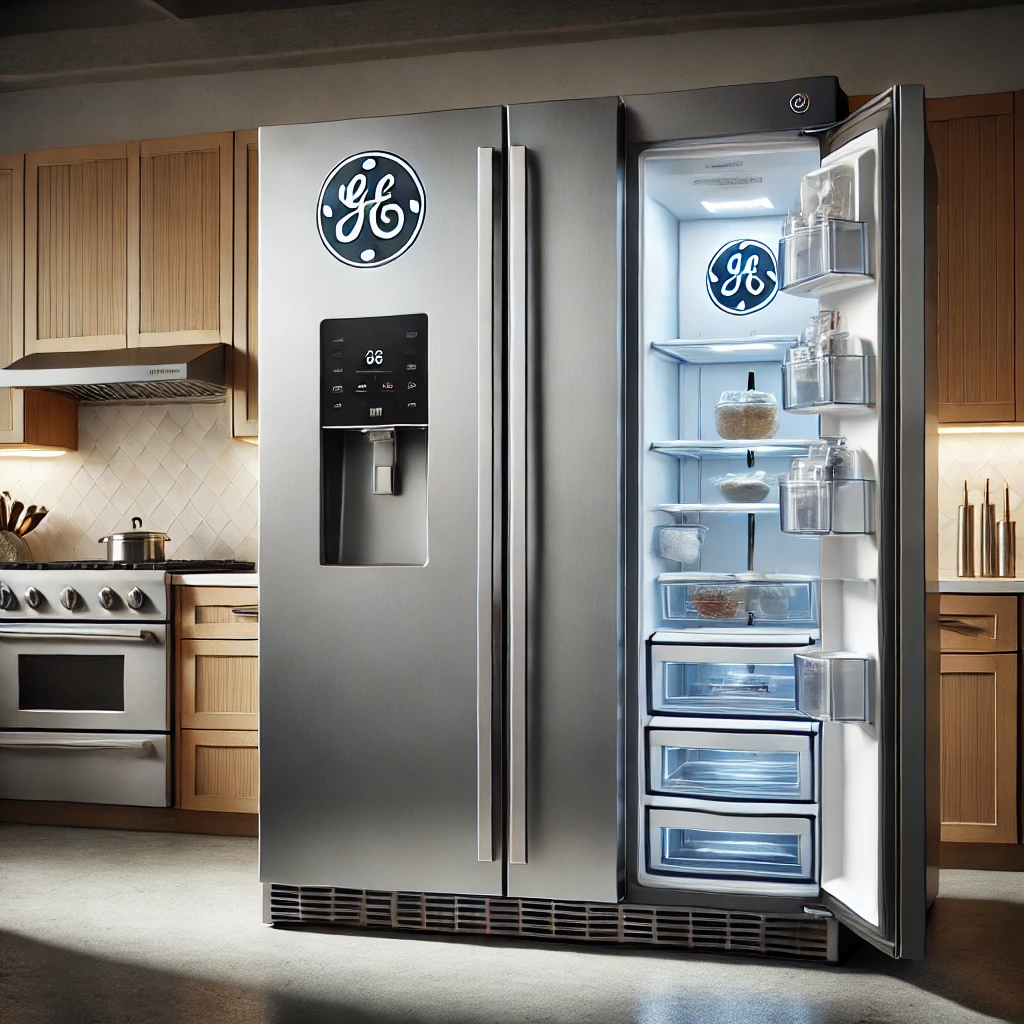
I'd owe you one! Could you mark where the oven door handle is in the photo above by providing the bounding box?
[0,737,157,755]
[0,626,159,643]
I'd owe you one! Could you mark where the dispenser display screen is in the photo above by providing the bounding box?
[321,314,428,428]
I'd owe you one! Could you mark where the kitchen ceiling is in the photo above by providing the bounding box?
[0,0,1017,90]
[0,0,373,37]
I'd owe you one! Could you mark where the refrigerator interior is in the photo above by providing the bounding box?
[636,129,884,914]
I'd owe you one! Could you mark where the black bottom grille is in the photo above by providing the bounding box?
[268,885,831,961]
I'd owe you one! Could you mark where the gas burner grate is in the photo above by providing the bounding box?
[267,886,832,961]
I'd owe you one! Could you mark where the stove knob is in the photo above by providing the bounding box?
[59,586,80,611]
[0,583,15,610]
[126,587,145,611]
[98,587,118,610]
[24,586,42,610]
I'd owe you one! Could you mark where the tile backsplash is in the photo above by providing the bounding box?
[939,434,1024,576]
[0,402,257,564]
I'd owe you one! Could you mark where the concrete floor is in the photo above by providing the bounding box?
[0,825,1022,1024]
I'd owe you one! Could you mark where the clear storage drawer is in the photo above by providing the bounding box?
[659,573,819,629]
[647,808,814,881]
[649,646,801,717]
[648,729,814,801]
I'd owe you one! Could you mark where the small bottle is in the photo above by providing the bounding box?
[957,480,975,578]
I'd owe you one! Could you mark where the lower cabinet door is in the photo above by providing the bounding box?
[940,653,1018,843]
[179,729,258,813]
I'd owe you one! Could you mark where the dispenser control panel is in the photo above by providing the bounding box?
[321,314,428,428]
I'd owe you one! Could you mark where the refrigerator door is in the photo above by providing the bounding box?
[259,107,505,894]
[506,97,623,902]
[816,86,938,959]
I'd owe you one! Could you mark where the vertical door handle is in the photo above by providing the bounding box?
[508,144,528,865]
[476,146,496,863]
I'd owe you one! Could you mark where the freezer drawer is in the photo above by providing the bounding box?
[648,729,814,802]
[647,808,815,882]
[649,643,806,717]
[0,731,170,806]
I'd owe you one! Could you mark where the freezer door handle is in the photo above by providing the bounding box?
[476,146,497,863]
[508,144,528,865]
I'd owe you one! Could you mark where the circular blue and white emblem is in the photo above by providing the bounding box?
[318,152,425,268]
[706,238,778,315]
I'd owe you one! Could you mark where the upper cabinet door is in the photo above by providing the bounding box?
[927,94,1016,423]
[232,131,258,438]
[25,144,129,354]
[133,133,232,349]
[0,154,24,443]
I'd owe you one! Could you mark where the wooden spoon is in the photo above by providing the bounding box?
[7,501,24,535]
[16,508,47,537]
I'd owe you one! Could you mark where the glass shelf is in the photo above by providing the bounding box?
[651,440,815,460]
[652,337,797,365]
[657,503,780,515]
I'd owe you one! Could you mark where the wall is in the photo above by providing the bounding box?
[2,6,1024,153]
[938,434,1024,577]
[0,403,258,564]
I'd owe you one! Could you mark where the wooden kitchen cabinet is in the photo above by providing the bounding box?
[175,585,258,815]
[134,133,233,349]
[179,730,258,814]
[23,143,131,355]
[179,639,258,731]
[927,93,1021,423]
[939,652,1018,843]
[177,586,259,640]
[0,152,78,451]
[232,131,259,439]
[938,594,1019,846]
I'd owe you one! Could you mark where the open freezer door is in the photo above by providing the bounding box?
[813,86,939,959]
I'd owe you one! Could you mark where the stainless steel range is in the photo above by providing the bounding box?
[0,559,253,807]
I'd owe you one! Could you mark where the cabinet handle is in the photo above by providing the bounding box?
[939,615,988,637]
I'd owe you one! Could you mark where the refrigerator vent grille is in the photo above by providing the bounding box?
[268,886,829,960]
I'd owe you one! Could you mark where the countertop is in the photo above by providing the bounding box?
[169,573,258,587]
[938,577,1024,593]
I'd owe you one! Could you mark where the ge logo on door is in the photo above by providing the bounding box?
[706,239,779,315]
[318,152,425,268]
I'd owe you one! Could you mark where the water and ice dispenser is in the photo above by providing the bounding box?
[320,313,429,566]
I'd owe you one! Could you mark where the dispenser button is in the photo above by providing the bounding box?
[406,401,418,411]
[369,407,383,419]
[407,381,417,390]
[355,382,369,394]
[381,379,395,392]
[332,385,344,393]
[405,362,418,372]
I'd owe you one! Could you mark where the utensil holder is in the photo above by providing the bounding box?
[0,530,30,563]
[794,651,873,723]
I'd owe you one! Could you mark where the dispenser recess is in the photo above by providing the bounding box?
[320,313,429,566]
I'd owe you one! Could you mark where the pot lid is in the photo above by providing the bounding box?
[98,517,170,543]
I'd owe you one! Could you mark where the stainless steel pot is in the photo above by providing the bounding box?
[98,517,170,562]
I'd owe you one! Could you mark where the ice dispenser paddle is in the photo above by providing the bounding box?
[320,313,428,566]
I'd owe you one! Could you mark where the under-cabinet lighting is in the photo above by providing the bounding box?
[938,425,1024,435]
[0,448,69,458]
[700,197,774,213]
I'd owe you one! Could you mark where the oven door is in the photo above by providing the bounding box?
[0,623,168,732]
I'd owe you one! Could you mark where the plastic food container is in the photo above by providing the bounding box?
[715,373,779,441]
[713,472,773,503]
[659,572,819,629]
[655,524,708,570]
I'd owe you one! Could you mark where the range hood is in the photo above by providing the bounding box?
[0,344,227,404]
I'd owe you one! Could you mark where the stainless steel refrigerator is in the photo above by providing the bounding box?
[258,76,937,961]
